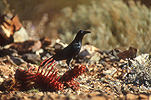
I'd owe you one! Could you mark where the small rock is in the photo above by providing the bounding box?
[89,52,101,64]
[10,56,25,65]
[0,77,4,83]
[149,95,151,100]
[78,49,90,59]
[91,96,107,100]
[88,91,100,97]
[119,94,124,99]
[126,93,138,100]
[13,27,29,42]
[77,45,100,62]
[0,48,18,57]
[134,54,149,64]
[36,49,44,55]
[109,48,121,57]
[10,40,42,54]
[54,39,68,52]
[118,47,137,60]
[81,45,100,54]
[103,67,117,76]
[40,37,52,47]
[22,53,41,64]
[139,94,148,99]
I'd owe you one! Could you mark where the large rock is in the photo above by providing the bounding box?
[0,13,29,46]
[10,40,42,54]
[22,53,41,64]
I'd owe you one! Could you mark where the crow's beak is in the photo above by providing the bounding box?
[84,31,91,34]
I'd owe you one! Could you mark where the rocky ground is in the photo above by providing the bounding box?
[0,37,151,100]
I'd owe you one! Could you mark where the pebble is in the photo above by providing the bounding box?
[139,94,148,99]
[149,95,151,100]
[126,93,138,100]
[103,67,117,76]
[91,96,107,100]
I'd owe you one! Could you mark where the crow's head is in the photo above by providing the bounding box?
[74,30,91,41]
[78,30,91,36]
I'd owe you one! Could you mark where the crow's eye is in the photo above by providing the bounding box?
[80,30,84,33]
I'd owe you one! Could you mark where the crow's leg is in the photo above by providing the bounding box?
[66,57,72,70]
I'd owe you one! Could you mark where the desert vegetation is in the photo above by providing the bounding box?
[48,0,151,53]
[1,0,151,53]
[0,0,151,99]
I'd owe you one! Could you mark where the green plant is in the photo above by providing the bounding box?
[27,87,40,93]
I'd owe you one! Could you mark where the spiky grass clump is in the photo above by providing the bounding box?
[14,58,86,91]
[125,54,151,87]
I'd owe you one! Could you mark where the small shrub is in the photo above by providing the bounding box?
[125,54,151,87]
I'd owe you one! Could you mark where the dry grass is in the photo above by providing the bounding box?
[6,0,89,23]
[1,0,151,53]
[48,0,151,53]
